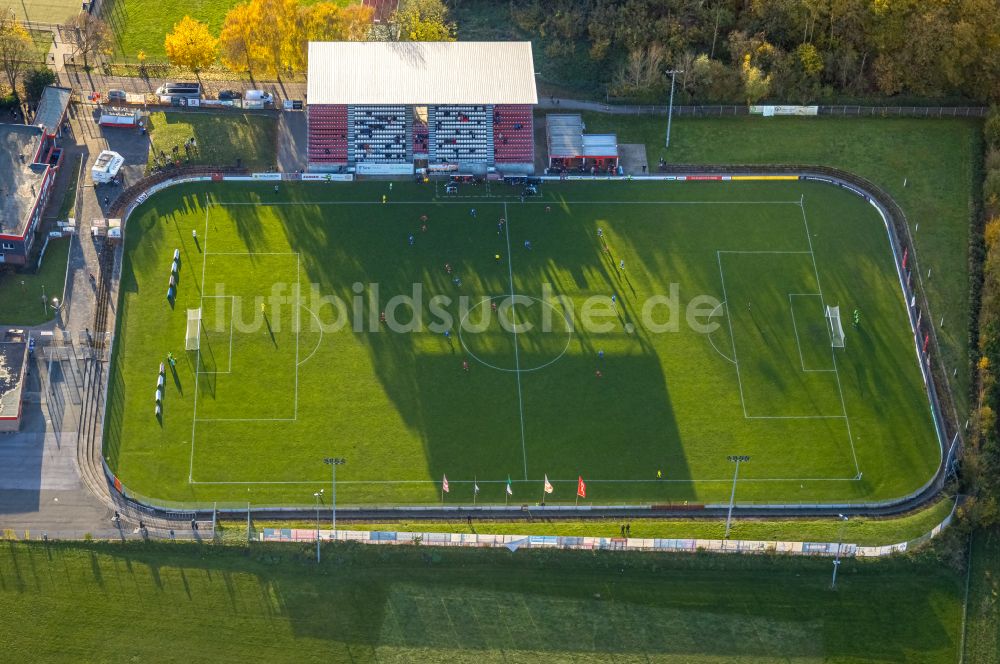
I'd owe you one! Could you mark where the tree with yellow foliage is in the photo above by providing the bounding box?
[0,10,32,97]
[220,0,304,79]
[297,2,373,68]
[219,2,260,78]
[164,16,218,77]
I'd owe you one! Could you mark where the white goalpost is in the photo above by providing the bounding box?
[186,308,202,351]
[825,305,845,348]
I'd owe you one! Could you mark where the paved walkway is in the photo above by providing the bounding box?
[277,110,308,173]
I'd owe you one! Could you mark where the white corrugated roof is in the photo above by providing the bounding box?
[546,114,583,158]
[307,42,538,105]
[582,134,618,158]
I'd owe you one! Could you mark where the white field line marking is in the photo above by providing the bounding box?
[189,196,211,483]
[504,202,529,481]
[294,253,301,419]
[717,252,748,418]
[800,199,861,476]
[745,415,846,420]
[706,301,736,364]
[215,200,805,207]
[190,253,301,482]
[189,476,861,486]
[197,296,235,374]
[788,293,836,373]
[297,305,324,367]
[196,417,296,422]
[718,250,813,255]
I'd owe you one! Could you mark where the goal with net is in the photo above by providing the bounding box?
[826,305,845,348]
[186,308,202,351]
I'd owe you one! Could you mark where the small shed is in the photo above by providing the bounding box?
[545,113,618,171]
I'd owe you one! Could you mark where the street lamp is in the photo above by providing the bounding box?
[313,489,324,563]
[724,455,750,539]
[323,457,345,532]
[831,514,849,589]
[50,297,63,326]
[665,69,683,149]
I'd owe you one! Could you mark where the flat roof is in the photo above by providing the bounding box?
[0,124,46,237]
[35,86,71,136]
[307,41,538,105]
[0,336,28,419]
[546,114,583,158]
[582,134,618,158]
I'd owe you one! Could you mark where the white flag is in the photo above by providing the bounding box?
[543,475,554,494]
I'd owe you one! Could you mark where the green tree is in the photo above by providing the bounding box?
[392,0,455,41]
[21,67,55,104]
[741,53,772,106]
[986,107,1000,150]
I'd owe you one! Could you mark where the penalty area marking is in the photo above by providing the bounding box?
[297,304,324,367]
[705,301,735,364]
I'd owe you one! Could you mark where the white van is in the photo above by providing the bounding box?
[91,150,125,184]
[244,90,274,105]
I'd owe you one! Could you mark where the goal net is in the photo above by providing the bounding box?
[825,305,845,348]
[186,308,202,351]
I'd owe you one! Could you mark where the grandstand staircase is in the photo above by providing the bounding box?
[346,106,356,165]
[404,107,414,162]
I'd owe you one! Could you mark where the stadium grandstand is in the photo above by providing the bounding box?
[306,41,538,175]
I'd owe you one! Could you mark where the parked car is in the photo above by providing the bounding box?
[106,89,126,103]
[218,89,241,101]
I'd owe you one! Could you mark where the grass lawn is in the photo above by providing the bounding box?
[964,527,1000,663]
[102,0,355,60]
[145,111,277,172]
[26,29,53,63]
[7,0,81,24]
[0,540,965,662]
[0,237,70,325]
[571,114,982,416]
[234,497,957,548]
[106,179,940,507]
[56,155,81,220]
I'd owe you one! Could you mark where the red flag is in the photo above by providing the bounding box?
[577,476,586,498]
[442,475,450,493]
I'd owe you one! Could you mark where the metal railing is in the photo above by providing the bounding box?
[537,100,989,118]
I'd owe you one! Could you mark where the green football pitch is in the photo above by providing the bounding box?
[105,179,941,507]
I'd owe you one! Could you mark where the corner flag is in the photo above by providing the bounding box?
[506,476,513,495]
[577,476,586,498]
[543,475,554,494]
[442,475,450,493]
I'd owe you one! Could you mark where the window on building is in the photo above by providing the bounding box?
[1,243,14,251]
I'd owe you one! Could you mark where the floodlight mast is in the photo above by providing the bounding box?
[724,455,750,539]
[323,457,346,532]
[665,69,683,149]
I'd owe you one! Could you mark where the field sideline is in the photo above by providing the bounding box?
[106,179,940,507]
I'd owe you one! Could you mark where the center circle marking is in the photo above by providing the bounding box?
[458,295,573,373]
